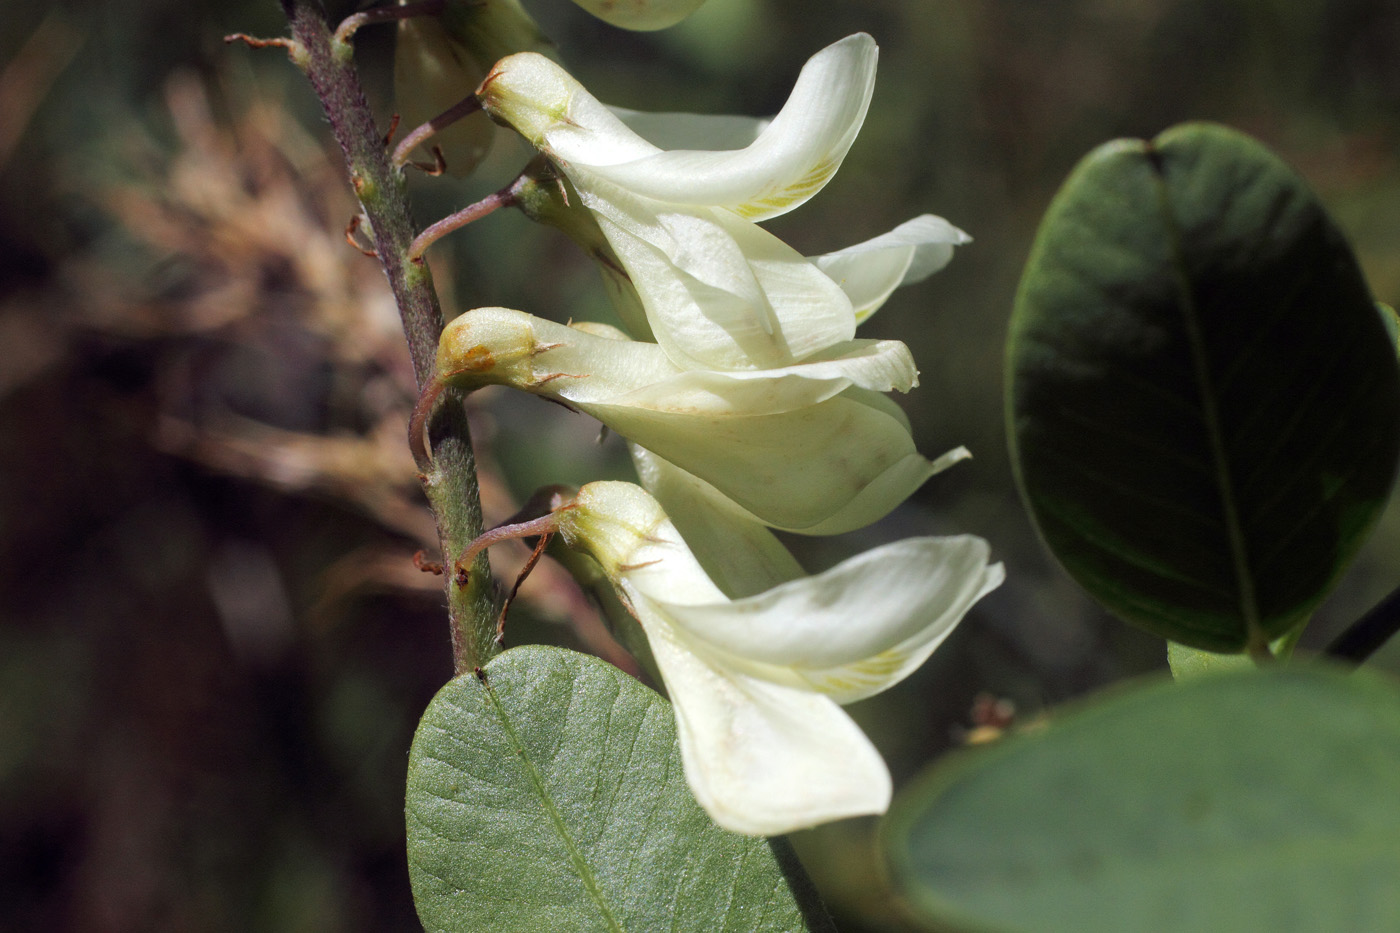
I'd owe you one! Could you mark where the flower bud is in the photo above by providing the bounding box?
[435,306,541,385]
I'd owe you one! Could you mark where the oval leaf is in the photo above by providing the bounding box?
[1008,122,1400,651]
[884,667,1400,932]
[406,645,833,932]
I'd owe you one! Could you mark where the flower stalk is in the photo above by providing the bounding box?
[391,94,485,169]
[408,175,519,261]
[334,0,445,45]
[278,0,497,674]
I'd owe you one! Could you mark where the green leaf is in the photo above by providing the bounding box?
[1008,121,1400,651]
[1166,630,1298,679]
[1165,640,1257,679]
[884,666,1400,932]
[406,645,833,933]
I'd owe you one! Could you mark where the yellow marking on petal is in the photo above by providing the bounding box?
[802,648,909,695]
[732,157,839,219]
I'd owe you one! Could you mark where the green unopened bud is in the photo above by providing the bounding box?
[555,481,669,579]
[477,52,574,149]
[568,0,707,31]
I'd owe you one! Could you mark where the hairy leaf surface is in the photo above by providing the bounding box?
[406,645,832,932]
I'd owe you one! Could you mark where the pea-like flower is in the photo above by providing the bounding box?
[478,34,969,372]
[547,481,1003,835]
[436,307,967,535]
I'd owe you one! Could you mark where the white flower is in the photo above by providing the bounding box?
[812,214,971,324]
[553,481,1004,836]
[437,307,967,534]
[628,444,803,599]
[479,34,969,371]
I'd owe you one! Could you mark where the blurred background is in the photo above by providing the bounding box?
[2,0,1398,929]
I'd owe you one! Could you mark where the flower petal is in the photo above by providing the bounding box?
[578,179,855,370]
[439,310,936,532]
[812,215,972,323]
[630,445,803,599]
[620,390,967,536]
[573,34,878,220]
[591,391,938,532]
[610,107,771,151]
[616,341,918,411]
[661,536,1004,703]
[480,52,659,163]
[634,595,891,836]
[439,308,913,411]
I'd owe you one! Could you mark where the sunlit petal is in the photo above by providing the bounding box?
[438,309,940,533]
[630,445,803,599]
[812,215,971,322]
[553,481,1001,836]
[610,107,771,151]
[642,616,891,836]
[577,34,878,220]
[664,536,1005,702]
[578,180,855,370]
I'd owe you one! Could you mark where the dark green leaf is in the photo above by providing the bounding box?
[884,667,1400,932]
[1008,122,1400,651]
[406,645,833,933]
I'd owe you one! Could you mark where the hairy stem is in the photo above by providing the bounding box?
[410,184,514,260]
[280,0,497,675]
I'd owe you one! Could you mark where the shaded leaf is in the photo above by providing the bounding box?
[1165,640,1257,679]
[1166,631,1296,679]
[406,645,833,932]
[1008,122,1400,651]
[884,667,1400,932]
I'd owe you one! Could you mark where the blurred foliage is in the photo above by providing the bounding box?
[1,0,1398,930]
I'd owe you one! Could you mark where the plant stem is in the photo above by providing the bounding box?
[280,0,497,675]
[1325,583,1400,665]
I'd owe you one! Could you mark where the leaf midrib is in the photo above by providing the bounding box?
[1147,148,1264,650]
[482,674,627,933]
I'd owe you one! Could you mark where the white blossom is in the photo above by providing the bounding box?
[553,481,1003,835]
[479,34,968,371]
[437,307,967,534]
